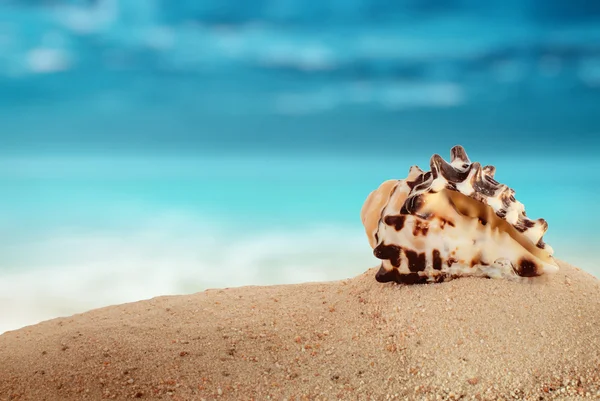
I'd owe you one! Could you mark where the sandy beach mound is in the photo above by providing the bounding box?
[1,261,599,401]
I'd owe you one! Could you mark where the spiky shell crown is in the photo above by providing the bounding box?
[361,145,558,284]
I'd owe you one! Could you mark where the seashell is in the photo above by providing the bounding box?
[361,145,559,284]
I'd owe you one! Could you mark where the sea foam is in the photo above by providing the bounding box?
[0,215,376,334]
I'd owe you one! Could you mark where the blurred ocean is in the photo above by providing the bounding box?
[1,0,599,333]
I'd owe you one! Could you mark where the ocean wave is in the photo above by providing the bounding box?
[1,212,598,335]
[0,217,377,334]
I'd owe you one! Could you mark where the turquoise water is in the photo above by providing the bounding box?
[1,152,598,333]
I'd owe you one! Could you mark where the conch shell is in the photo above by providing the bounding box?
[361,145,559,284]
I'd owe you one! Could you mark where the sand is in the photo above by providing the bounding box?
[1,261,599,401]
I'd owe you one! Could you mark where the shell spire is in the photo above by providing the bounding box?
[407,165,424,180]
[483,165,496,178]
[450,145,470,165]
[361,145,558,284]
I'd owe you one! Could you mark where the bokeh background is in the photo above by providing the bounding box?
[1,0,599,333]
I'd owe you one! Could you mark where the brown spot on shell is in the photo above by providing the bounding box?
[375,266,442,285]
[374,265,397,283]
[432,250,442,270]
[412,220,429,236]
[397,273,429,284]
[373,244,402,267]
[447,257,458,267]
[384,215,406,231]
[470,253,488,267]
[405,250,426,272]
[517,258,538,277]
